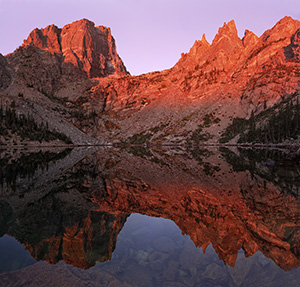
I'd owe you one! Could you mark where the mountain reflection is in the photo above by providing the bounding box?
[1,146,300,272]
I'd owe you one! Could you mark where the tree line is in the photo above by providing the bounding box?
[0,102,72,144]
[239,98,300,144]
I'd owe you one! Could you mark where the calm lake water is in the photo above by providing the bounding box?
[0,146,300,286]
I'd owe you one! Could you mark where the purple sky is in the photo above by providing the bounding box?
[1,0,300,75]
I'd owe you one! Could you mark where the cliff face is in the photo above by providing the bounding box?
[22,19,128,78]
[5,19,128,96]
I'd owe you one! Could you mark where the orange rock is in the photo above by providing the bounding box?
[23,19,128,78]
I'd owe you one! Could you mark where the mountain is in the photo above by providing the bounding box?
[22,19,128,78]
[1,17,300,146]
[6,19,128,96]
[91,16,300,145]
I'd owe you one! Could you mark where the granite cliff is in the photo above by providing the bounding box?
[22,19,128,78]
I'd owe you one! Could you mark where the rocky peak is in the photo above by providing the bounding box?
[212,20,241,45]
[189,34,210,59]
[261,16,300,44]
[201,33,210,45]
[242,29,258,49]
[22,19,128,78]
[203,20,244,73]
[23,24,62,54]
[173,33,211,70]
[210,20,243,65]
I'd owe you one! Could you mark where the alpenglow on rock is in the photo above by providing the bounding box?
[2,16,300,147]
[23,19,129,78]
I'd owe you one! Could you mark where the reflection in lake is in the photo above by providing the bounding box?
[0,146,300,286]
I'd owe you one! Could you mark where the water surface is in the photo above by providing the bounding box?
[0,146,300,286]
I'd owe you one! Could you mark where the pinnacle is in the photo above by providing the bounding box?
[212,19,240,45]
[201,33,210,46]
[227,20,237,31]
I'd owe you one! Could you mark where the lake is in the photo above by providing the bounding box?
[0,145,300,286]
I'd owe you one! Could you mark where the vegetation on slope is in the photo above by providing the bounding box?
[0,102,72,144]
[220,93,300,144]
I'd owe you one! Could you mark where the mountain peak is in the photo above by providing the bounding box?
[227,20,238,32]
[62,18,96,32]
[22,19,128,78]
[23,24,62,54]
[242,29,258,49]
[74,18,95,25]
[278,16,298,25]
[261,16,300,43]
[201,33,210,46]
[273,16,300,32]
[212,20,239,44]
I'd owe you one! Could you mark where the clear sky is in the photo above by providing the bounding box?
[1,0,300,75]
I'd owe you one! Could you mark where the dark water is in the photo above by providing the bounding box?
[0,146,300,286]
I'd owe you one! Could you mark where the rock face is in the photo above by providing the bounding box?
[285,28,300,62]
[22,19,128,78]
[5,19,128,97]
[1,19,130,145]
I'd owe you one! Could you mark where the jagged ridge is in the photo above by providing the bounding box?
[2,17,300,146]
